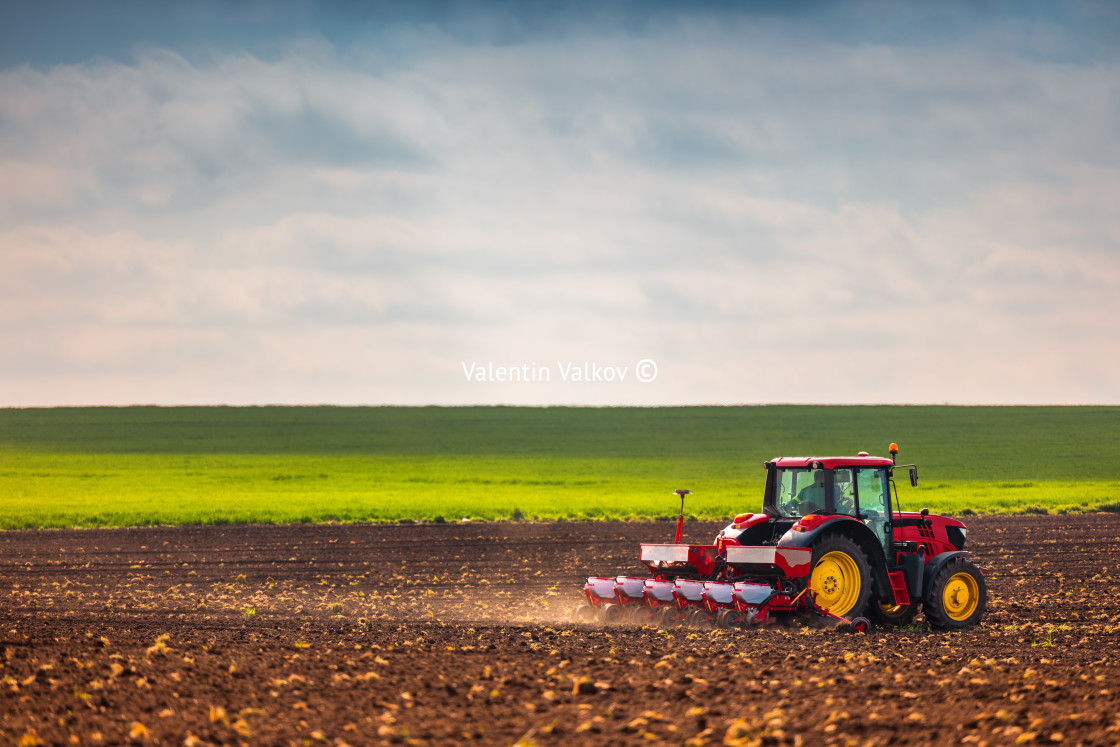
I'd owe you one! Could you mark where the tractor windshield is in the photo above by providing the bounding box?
[774,468,826,517]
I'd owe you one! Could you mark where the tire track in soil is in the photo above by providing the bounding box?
[1,515,1119,745]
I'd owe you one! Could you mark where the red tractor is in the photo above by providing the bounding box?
[579,444,987,631]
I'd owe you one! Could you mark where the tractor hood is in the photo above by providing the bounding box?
[896,511,966,529]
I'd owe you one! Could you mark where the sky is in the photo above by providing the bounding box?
[1,1,1118,407]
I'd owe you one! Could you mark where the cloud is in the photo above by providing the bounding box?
[0,5,1117,405]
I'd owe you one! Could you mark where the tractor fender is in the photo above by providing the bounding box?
[777,517,893,600]
[921,551,970,599]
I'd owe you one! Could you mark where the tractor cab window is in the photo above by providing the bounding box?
[833,469,856,515]
[855,468,891,552]
[775,468,826,517]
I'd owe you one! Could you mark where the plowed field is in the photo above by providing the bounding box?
[2,515,1119,746]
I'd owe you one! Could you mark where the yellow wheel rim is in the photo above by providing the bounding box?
[811,551,861,616]
[942,571,980,621]
[877,601,911,620]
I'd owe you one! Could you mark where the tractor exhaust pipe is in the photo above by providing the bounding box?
[673,489,691,544]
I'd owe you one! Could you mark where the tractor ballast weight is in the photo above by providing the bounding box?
[577,443,987,631]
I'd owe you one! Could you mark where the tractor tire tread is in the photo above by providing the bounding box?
[868,599,919,627]
[923,558,987,630]
[810,533,872,619]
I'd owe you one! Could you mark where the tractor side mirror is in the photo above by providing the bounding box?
[909,467,918,487]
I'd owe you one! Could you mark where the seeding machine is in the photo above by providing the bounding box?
[577,444,987,632]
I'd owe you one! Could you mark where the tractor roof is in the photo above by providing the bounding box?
[769,456,895,469]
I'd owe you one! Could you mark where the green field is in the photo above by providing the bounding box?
[1,406,1119,528]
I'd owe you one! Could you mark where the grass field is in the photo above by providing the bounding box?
[1,405,1119,528]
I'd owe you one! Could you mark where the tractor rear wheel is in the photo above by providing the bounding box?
[810,535,872,618]
[924,558,986,629]
[869,599,918,627]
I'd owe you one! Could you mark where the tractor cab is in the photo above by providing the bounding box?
[763,454,897,559]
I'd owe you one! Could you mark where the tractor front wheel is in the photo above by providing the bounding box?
[924,558,986,630]
[810,535,872,619]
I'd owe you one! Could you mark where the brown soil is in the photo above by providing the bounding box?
[2,515,1119,746]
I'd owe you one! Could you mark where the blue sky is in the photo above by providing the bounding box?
[1,1,1117,405]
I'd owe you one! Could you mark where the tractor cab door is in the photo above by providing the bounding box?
[853,468,891,558]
